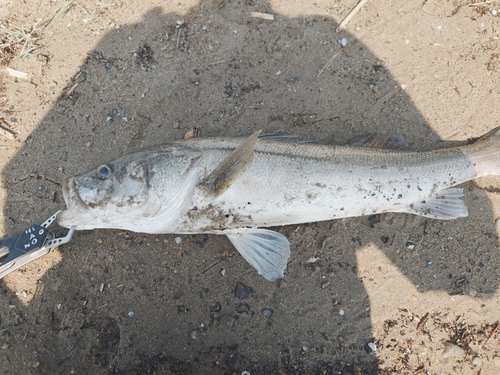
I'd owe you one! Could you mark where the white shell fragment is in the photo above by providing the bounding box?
[250,12,274,21]
[3,67,29,79]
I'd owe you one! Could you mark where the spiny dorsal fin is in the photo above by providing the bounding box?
[352,134,408,150]
[203,129,261,196]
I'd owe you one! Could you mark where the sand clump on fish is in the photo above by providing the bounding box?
[59,128,500,280]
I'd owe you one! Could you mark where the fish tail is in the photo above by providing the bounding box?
[464,126,500,177]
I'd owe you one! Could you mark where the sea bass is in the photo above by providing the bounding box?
[59,128,500,280]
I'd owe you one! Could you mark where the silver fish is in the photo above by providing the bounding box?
[59,128,500,280]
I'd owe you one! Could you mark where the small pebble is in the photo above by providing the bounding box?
[340,37,348,47]
[241,372,251,375]
[339,309,345,316]
[176,20,184,25]
[191,330,198,339]
[492,9,498,16]
[209,302,221,312]
[364,342,376,355]
[111,108,119,116]
[174,236,182,244]
[219,314,233,326]
[406,242,415,250]
[442,343,464,359]
[234,282,254,299]
[472,356,482,366]
[301,344,308,353]
[57,303,62,310]
[426,260,433,266]
[262,308,273,319]
[184,128,201,139]
[236,303,250,314]
[128,311,135,318]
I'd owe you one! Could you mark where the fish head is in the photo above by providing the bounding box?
[59,146,204,231]
[59,152,159,230]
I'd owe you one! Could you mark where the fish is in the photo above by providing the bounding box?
[58,127,500,280]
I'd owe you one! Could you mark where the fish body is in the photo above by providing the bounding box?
[59,128,500,280]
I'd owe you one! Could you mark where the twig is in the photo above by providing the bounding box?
[315,52,340,79]
[469,0,499,6]
[208,60,226,66]
[63,82,79,99]
[19,19,41,58]
[485,322,499,344]
[0,120,16,140]
[176,28,181,49]
[336,0,370,32]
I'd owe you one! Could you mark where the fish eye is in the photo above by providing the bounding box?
[96,164,112,180]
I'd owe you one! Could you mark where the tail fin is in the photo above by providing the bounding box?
[464,126,500,177]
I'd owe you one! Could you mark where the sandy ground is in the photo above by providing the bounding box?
[1,0,500,374]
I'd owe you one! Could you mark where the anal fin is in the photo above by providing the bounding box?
[406,187,468,220]
[226,228,290,281]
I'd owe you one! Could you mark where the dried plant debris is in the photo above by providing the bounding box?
[135,44,156,70]
[378,309,500,374]
[0,21,39,65]
[487,53,500,72]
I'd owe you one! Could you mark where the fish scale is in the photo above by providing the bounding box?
[59,128,500,280]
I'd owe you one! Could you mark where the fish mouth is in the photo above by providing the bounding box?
[59,177,90,229]
[61,177,87,211]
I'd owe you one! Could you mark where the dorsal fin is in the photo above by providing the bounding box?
[352,134,408,150]
[203,130,261,196]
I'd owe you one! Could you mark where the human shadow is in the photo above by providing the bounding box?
[1,1,498,374]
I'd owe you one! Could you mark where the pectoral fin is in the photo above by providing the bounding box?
[203,130,262,196]
[406,187,468,220]
[226,228,290,281]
